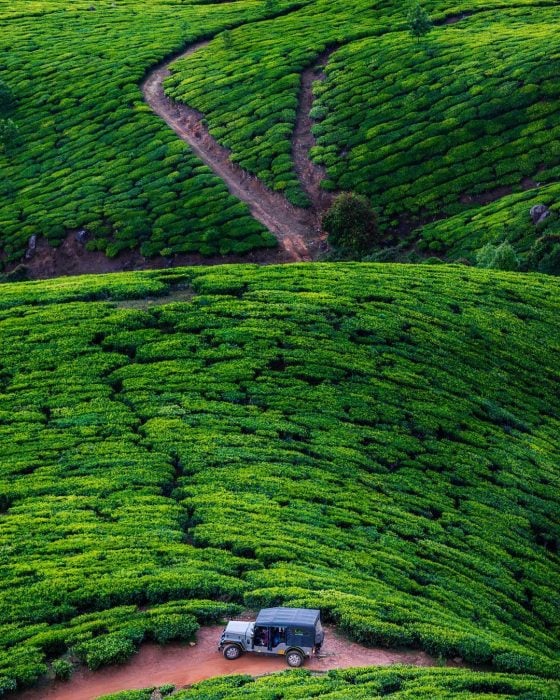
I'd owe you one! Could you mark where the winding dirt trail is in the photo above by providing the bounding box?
[142,43,331,262]
[292,47,337,214]
[12,625,463,700]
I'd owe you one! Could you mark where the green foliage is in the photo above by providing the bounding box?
[407,3,433,42]
[0,80,15,114]
[99,690,154,700]
[98,667,560,699]
[2,0,559,264]
[165,1,560,227]
[221,30,233,49]
[76,633,137,671]
[416,183,560,266]
[0,118,20,155]
[322,192,378,253]
[0,0,280,261]
[528,233,560,275]
[51,658,73,680]
[0,80,19,155]
[475,242,519,270]
[149,614,198,644]
[0,263,559,693]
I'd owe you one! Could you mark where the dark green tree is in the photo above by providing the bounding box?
[0,80,15,115]
[407,3,433,43]
[0,118,20,155]
[322,192,378,254]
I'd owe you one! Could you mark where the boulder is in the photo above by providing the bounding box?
[530,204,550,225]
[75,229,88,244]
[24,235,37,260]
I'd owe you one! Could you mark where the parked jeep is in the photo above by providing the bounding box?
[218,607,324,667]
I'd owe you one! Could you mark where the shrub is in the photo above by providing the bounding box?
[76,633,137,671]
[527,234,560,275]
[0,119,20,155]
[51,659,73,681]
[475,242,519,271]
[322,192,379,254]
[0,677,16,694]
[149,614,199,644]
[0,81,15,114]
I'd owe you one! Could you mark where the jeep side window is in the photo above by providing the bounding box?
[255,626,269,646]
[271,627,286,646]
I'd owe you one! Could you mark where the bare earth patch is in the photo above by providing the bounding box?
[12,625,464,700]
[142,42,327,263]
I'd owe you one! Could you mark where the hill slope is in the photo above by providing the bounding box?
[0,263,559,693]
[2,0,559,270]
[100,667,560,700]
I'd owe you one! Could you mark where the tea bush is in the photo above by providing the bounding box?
[0,0,285,262]
[99,667,560,699]
[0,263,559,693]
[166,0,560,225]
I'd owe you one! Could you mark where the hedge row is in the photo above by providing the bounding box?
[0,0,282,263]
[0,263,559,693]
[100,667,560,699]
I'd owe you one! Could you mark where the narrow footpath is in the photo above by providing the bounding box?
[142,42,332,262]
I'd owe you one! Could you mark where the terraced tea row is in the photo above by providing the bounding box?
[99,667,560,700]
[313,7,560,221]
[0,0,290,263]
[0,264,559,694]
[3,0,560,272]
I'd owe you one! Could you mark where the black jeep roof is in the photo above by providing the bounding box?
[255,607,321,627]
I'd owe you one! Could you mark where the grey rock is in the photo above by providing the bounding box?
[75,229,89,244]
[150,691,163,700]
[24,235,37,260]
[530,204,550,225]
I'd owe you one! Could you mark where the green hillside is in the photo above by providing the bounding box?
[100,667,560,700]
[0,0,282,261]
[0,263,559,694]
[2,0,559,267]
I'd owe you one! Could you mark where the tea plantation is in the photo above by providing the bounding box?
[0,0,286,261]
[100,667,560,700]
[3,0,560,267]
[165,0,560,245]
[0,263,559,694]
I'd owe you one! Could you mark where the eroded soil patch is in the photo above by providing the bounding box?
[12,625,463,700]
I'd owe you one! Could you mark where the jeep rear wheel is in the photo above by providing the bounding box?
[286,650,304,667]
[223,644,242,660]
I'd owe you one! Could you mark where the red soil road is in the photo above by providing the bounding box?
[12,625,462,700]
[142,42,327,263]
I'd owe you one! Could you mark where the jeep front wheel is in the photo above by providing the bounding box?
[286,650,304,667]
[223,644,242,660]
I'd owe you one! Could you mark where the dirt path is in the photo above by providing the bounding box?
[13,625,462,700]
[292,47,337,214]
[142,42,329,263]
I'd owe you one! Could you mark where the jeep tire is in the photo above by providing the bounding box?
[286,649,304,667]
[223,644,242,660]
